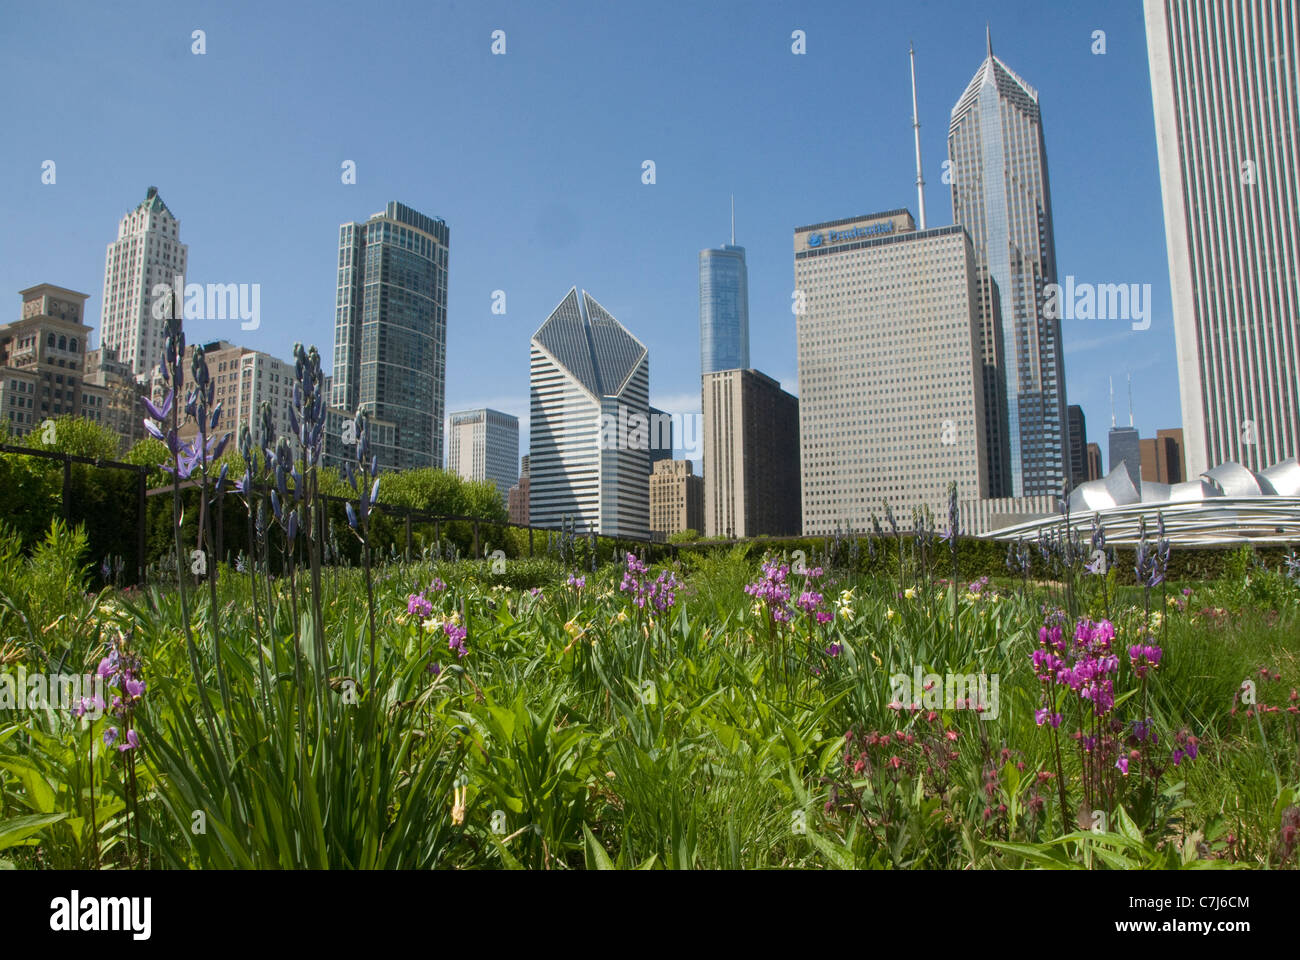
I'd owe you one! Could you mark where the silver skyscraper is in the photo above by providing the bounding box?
[948,30,1068,498]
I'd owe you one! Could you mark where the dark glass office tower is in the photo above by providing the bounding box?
[332,202,449,471]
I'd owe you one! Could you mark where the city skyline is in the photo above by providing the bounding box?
[3,1,1182,464]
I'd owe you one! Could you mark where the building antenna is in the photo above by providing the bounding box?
[909,41,927,230]
[730,194,735,246]
[1109,376,1116,428]
[1127,373,1134,427]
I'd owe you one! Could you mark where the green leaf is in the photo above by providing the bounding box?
[807,829,854,869]
[582,823,616,870]
[0,812,68,851]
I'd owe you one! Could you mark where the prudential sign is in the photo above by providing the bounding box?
[807,221,895,248]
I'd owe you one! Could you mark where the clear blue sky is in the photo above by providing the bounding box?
[3,0,1177,469]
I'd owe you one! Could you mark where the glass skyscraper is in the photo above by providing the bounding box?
[332,201,449,471]
[949,32,1068,498]
[699,244,749,374]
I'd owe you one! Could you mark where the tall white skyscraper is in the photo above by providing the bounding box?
[794,210,988,534]
[100,187,187,378]
[948,32,1068,498]
[447,408,520,502]
[1145,0,1299,476]
[529,288,649,538]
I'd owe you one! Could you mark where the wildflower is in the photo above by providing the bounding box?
[1116,755,1129,776]
[444,619,468,658]
[1034,708,1062,728]
[451,782,467,826]
[118,729,140,753]
[1129,642,1163,678]
[904,587,916,600]
[103,727,118,748]
[886,608,897,622]
[824,643,841,658]
[407,593,433,618]
[616,610,628,623]
[566,573,586,590]
[427,661,441,677]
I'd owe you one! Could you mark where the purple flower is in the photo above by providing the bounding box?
[1116,755,1130,776]
[428,662,441,677]
[824,643,841,658]
[117,729,140,753]
[444,621,468,658]
[407,593,433,618]
[124,677,146,700]
[103,727,118,748]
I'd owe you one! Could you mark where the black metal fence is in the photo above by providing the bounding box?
[0,443,673,586]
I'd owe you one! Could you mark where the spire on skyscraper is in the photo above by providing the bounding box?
[986,23,993,59]
[909,42,927,230]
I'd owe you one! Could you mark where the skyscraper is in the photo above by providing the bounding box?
[650,459,704,540]
[1109,425,1142,491]
[1145,0,1299,476]
[447,408,519,502]
[794,209,988,534]
[702,367,800,538]
[332,201,449,471]
[529,288,649,538]
[949,31,1068,497]
[699,203,750,375]
[1140,432,1184,485]
[1067,404,1088,491]
[1086,443,1104,481]
[508,456,530,525]
[100,187,188,378]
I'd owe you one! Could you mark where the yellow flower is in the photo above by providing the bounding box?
[564,619,581,636]
[839,605,854,620]
[421,616,444,633]
[838,588,856,604]
[615,610,628,623]
[887,607,898,621]
[904,587,916,600]
[451,782,466,826]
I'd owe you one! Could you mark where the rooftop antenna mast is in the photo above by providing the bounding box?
[1127,373,1134,427]
[1109,377,1116,428]
[730,194,735,246]
[909,41,927,230]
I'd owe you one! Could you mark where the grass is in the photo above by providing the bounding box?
[1,519,1298,870]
